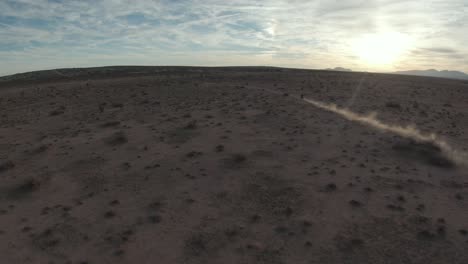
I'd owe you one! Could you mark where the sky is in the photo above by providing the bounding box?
[0,0,467,76]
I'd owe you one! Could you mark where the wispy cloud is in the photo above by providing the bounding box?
[0,0,467,75]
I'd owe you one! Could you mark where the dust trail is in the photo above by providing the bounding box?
[52,69,71,77]
[303,97,468,166]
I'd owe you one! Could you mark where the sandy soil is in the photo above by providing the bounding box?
[1,66,468,264]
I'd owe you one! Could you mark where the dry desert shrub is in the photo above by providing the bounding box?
[105,131,128,146]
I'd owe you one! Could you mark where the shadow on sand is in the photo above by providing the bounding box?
[392,140,455,168]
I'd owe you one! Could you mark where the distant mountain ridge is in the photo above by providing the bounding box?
[394,69,468,80]
[326,67,352,72]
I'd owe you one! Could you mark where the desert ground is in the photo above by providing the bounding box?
[0,66,468,264]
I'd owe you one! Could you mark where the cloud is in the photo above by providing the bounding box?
[0,0,467,76]
[421,47,457,54]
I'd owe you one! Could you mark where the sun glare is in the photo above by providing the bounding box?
[352,32,412,68]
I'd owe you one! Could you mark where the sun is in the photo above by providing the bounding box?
[352,32,412,67]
